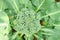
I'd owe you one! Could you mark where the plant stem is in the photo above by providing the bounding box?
[12,0,20,13]
[35,0,45,12]
[25,35,32,40]
[40,11,60,19]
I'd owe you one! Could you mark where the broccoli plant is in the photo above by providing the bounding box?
[0,0,60,40]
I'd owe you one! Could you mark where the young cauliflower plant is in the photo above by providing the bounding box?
[13,8,41,40]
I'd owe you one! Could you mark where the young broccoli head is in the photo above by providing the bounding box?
[14,8,41,35]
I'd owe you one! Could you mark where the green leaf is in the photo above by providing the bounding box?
[0,10,10,40]
[47,26,60,40]
[0,0,7,10]
[4,0,20,13]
